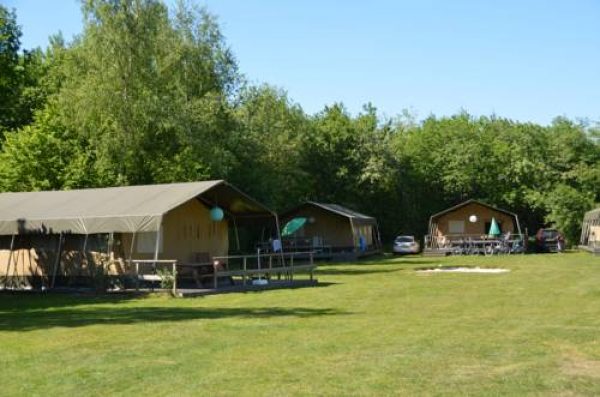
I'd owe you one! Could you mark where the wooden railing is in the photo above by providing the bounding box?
[424,234,526,255]
[213,251,316,288]
[128,251,317,294]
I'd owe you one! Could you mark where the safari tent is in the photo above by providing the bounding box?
[279,202,382,259]
[0,180,277,290]
[425,199,522,252]
[580,208,600,254]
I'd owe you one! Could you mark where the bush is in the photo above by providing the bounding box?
[156,268,175,291]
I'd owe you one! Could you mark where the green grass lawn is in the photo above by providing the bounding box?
[2,253,600,396]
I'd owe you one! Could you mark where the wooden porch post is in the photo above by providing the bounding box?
[153,225,161,280]
[153,229,160,263]
[309,251,314,281]
[105,232,113,283]
[242,256,247,286]
[374,222,383,250]
[213,262,218,290]
[268,255,272,280]
[172,261,177,296]
[232,216,241,251]
[129,232,137,290]
[3,234,15,290]
[349,218,357,252]
[514,215,523,237]
[51,233,63,289]
[135,262,140,291]
[81,234,89,278]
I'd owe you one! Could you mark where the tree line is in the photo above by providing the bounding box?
[1,0,599,245]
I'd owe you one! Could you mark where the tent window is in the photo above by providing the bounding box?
[137,229,163,253]
[448,220,465,234]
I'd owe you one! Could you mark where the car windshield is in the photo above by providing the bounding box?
[395,236,414,243]
[543,230,559,239]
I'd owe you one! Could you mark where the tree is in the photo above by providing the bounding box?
[0,6,22,132]
[1,0,599,246]
[52,0,240,186]
[229,84,311,209]
[0,106,95,191]
[0,6,50,134]
[544,184,594,246]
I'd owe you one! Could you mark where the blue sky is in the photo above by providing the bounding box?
[5,0,600,124]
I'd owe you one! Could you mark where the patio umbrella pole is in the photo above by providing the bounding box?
[253,248,267,286]
[274,213,285,269]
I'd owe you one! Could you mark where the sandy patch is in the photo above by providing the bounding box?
[562,357,600,378]
[416,266,510,274]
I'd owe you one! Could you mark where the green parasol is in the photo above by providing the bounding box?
[488,217,501,236]
[282,217,307,236]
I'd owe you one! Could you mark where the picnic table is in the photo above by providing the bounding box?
[449,237,523,255]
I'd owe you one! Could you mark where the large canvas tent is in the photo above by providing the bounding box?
[280,202,382,259]
[0,180,277,289]
[425,199,523,253]
[428,199,522,238]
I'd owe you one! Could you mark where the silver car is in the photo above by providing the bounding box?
[393,235,420,254]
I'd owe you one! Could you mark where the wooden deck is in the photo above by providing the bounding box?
[422,248,452,257]
[129,251,318,296]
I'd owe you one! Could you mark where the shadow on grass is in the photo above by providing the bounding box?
[315,268,404,276]
[0,281,339,312]
[351,255,441,267]
[0,305,351,332]
[0,291,142,312]
[316,255,440,275]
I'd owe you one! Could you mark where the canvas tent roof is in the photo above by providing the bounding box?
[430,199,518,220]
[283,202,376,224]
[583,207,600,221]
[0,180,273,235]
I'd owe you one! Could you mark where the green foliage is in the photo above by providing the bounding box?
[156,267,175,291]
[0,0,599,243]
[391,113,600,238]
[0,5,21,132]
[229,84,311,209]
[0,106,95,191]
[50,0,240,186]
[543,184,594,245]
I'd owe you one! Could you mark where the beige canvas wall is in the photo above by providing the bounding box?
[0,235,109,278]
[121,198,229,264]
[433,202,516,237]
[588,225,600,242]
[285,206,355,248]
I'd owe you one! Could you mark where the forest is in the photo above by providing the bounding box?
[1,0,599,245]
